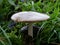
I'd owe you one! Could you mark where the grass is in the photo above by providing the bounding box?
[0,0,60,45]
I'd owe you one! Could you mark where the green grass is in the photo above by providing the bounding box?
[0,0,60,45]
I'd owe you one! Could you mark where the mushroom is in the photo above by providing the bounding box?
[20,25,40,38]
[11,11,50,38]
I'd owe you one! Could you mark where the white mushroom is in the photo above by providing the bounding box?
[11,11,50,37]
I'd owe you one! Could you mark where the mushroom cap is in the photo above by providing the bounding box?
[11,11,50,22]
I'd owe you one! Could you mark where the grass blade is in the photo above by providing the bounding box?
[0,26,12,45]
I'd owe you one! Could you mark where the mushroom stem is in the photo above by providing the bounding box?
[28,23,33,37]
